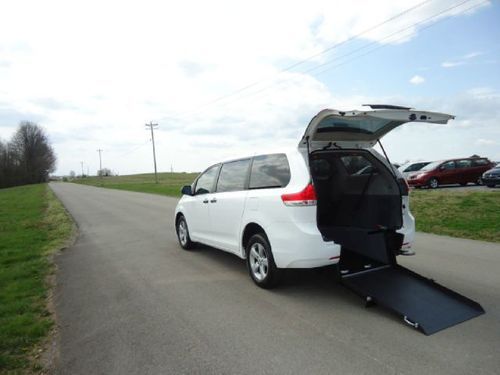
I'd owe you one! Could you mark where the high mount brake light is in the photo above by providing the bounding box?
[281,183,317,206]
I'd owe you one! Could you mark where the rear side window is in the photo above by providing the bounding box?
[195,165,219,195]
[472,158,489,166]
[249,154,291,189]
[216,159,251,193]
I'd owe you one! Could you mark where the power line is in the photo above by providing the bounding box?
[228,0,482,106]
[145,122,159,183]
[184,0,434,114]
[167,0,484,121]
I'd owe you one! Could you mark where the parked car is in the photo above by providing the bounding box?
[398,161,430,179]
[407,157,494,188]
[175,106,454,287]
[482,163,500,187]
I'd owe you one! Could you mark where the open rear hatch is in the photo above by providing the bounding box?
[305,106,484,334]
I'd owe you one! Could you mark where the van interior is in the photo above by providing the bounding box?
[309,149,403,258]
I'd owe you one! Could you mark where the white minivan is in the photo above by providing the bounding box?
[175,106,454,288]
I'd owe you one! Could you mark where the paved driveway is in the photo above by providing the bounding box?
[50,183,500,375]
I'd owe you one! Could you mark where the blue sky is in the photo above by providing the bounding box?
[0,0,498,175]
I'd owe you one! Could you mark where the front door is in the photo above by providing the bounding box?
[208,158,252,253]
[187,164,220,243]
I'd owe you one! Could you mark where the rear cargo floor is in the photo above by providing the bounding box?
[342,265,485,335]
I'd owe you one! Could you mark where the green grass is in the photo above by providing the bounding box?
[0,184,74,373]
[73,173,500,242]
[73,172,199,197]
[410,190,500,242]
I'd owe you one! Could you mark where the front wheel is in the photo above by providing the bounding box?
[428,177,439,189]
[246,233,280,289]
[176,215,195,250]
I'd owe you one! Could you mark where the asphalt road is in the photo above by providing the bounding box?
[50,183,500,375]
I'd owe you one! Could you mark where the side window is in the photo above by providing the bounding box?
[441,161,456,170]
[472,158,488,166]
[457,159,472,168]
[216,159,251,193]
[194,165,219,195]
[249,154,291,189]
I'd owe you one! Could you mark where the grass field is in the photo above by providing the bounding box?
[0,184,74,373]
[73,173,500,243]
[73,172,198,197]
[410,189,500,242]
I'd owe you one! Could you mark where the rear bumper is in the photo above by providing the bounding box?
[268,221,341,268]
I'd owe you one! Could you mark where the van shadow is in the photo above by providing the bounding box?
[189,244,413,331]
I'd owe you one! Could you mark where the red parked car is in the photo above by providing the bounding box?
[407,157,494,188]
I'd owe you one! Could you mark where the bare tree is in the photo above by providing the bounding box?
[9,122,56,185]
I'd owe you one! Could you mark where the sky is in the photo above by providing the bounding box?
[0,0,499,175]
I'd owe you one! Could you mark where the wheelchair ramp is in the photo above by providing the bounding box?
[331,229,485,335]
[341,265,485,335]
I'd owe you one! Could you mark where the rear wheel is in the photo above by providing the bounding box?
[176,215,195,250]
[428,177,439,189]
[246,233,280,289]
[475,178,483,186]
[486,184,495,188]
[460,182,467,186]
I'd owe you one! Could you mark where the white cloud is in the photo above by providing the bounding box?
[441,50,483,68]
[0,0,492,174]
[409,75,425,85]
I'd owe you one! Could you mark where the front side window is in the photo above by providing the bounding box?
[195,165,219,195]
[249,154,291,189]
[216,159,251,193]
[441,161,456,170]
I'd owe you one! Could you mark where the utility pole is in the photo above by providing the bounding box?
[80,161,84,177]
[97,149,103,176]
[145,122,159,183]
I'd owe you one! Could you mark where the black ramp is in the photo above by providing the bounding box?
[342,266,485,335]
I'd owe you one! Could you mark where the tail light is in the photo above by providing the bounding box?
[281,183,317,206]
[398,178,409,195]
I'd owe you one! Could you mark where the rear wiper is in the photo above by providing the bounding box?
[322,142,342,150]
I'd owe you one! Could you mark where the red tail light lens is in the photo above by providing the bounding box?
[281,183,317,206]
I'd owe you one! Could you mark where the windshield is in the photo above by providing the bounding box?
[401,162,430,172]
[420,161,443,171]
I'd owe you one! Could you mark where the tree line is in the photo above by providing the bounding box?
[0,122,56,189]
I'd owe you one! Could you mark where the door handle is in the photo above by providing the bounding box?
[210,198,217,203]
[203,199,209,204]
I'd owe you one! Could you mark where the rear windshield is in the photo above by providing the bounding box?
[316,116,402,135]
[249,154,291,189]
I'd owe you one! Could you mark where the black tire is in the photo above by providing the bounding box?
[176,215,195,250]
[428,177,439,189]
[246,233,280,289]
[486,184,495,188]
[460,182,467,186]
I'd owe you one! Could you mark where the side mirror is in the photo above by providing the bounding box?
[181,185,193,196]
